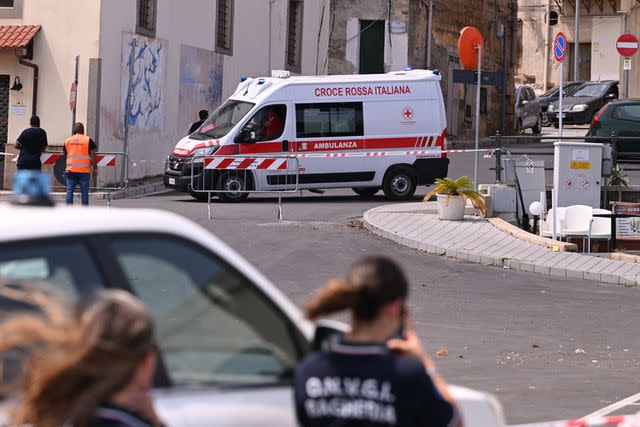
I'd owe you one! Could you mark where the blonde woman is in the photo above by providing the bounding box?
[0,281,163,427]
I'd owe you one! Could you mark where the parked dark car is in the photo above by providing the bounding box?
[537,81,585,126]
[515,85,543,134]
[586,100,640,155]
[547,80,619,127]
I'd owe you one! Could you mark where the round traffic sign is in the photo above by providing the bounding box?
[458,26,485,70]
[616,33,639,57]
[69,82,77,112]
[554,32,567,63]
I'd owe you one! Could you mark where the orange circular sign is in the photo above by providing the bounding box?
[458,26,485,70]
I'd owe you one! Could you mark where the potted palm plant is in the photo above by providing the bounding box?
[424,176,485,221]
[608,166,629,202]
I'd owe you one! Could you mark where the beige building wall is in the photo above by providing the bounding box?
[0,0,101,187]
[98,0,330,180]
[518,0,624,92]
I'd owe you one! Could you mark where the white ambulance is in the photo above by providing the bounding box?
[164,69,449,201]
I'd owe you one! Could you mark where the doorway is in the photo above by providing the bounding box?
[359,20,385,74]
[568,43,591,81]
[0,75,9,190]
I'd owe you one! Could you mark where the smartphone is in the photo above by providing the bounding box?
[390,305,407,340]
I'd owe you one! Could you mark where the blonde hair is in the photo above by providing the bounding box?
[305,256,408,321]
[0,281,155,427]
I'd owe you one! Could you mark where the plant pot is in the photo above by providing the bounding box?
[437,194,465,220]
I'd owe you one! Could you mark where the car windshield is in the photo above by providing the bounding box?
[193,100,255,139]
[541,87,559,98]
[572,84,608,98]
[565,83,584,96]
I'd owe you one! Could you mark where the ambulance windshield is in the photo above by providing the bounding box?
[194,100,255,139]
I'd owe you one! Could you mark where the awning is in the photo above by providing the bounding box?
[0,25,41,49]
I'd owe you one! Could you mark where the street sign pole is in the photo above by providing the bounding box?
[552,32,567,241]
[474,44,482,191]
[616,34,639,99]
[71,55,79,134]
[559,61,563,139]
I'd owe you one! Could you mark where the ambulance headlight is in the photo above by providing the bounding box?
[190,146,220,164]
[572,104,588,112]
[547,104,555,112]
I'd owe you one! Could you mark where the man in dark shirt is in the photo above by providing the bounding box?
[188,110,209,134]
[15,116,48,170]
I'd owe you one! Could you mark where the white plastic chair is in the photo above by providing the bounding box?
[540,207,566,239]
[589,209,612,251]
[563,205,593,252]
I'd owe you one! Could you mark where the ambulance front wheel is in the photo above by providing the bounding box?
[383,168,417,201]
[217,172,250,202]
[352,187,380,197]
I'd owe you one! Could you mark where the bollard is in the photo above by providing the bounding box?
[494,131,503,184]
[207,192,212,220]
[610,131,618,170]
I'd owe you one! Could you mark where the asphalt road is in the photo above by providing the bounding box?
[113,183,640,425]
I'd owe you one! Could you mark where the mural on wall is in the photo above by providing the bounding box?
[178,44,223,133]
[121,33,167,133]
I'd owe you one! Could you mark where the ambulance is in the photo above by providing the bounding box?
[164,69,449,201]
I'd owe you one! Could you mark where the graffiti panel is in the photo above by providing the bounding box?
[121,32,167,133]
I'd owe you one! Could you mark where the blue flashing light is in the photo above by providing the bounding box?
[258,78,266,85]
[240,75,248,82]
[12,170,54,207]
[433,69,441,75]
[404,66,413,71]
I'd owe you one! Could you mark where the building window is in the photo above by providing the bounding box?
[136,0,156,37]
[286,0,303,73]
[216,0,234,55]
[0,0,21,18]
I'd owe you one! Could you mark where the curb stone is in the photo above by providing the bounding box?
[363,205,640,286]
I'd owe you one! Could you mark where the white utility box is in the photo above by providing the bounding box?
[553,142,603,208]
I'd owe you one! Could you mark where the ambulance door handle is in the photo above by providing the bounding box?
[282,140,289,152]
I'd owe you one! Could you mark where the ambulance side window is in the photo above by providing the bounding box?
[245,105,287,142]
[295,102,364,138]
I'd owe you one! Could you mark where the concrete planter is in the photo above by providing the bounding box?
[437,194,465,220]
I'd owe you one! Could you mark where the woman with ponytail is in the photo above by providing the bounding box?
[0,281,163,427]
[295,256,462,427]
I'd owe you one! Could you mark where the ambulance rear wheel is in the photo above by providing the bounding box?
[383,168,417,201]
[352,187,380,197]
[217,172,249,202]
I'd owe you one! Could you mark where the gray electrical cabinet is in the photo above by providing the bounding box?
[553,142,603,208]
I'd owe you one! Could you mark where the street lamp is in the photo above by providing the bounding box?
[529,201,544,235]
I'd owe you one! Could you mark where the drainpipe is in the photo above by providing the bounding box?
[426,0,433,68]
[543,0,551,92]
[17,53,38,117]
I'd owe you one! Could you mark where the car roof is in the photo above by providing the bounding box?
[0,203,314,338]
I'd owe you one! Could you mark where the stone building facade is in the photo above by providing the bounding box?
[327,0,518,139]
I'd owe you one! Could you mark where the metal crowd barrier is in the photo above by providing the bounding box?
[40,151,129,207]
[90,152,129,207]
[190,154,300,220]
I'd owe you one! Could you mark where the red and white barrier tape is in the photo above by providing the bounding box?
[40,153,117,167]
[204,157,288,170]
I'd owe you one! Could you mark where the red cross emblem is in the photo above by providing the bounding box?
[402,107,414,120]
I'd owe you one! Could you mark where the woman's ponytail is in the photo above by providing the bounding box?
[305,279,360,319]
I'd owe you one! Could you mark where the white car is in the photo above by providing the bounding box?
[0,203,504,427]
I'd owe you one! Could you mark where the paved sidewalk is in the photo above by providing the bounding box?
[364,203,640,286]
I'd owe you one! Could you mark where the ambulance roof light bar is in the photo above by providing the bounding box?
[271,70,291,79]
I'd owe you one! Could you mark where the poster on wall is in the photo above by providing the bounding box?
[178,44,223,133]
[121,32,167,133]
[613,202,640,240]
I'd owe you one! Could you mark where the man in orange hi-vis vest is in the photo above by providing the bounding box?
[64,122,97,205]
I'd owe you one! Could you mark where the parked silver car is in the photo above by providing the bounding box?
[515,85,543,134]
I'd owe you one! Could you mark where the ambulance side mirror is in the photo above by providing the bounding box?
[235,128,257,144]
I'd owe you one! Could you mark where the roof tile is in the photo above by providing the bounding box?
[0,25,41,49]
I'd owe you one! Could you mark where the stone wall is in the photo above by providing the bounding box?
[328,0,518,138]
